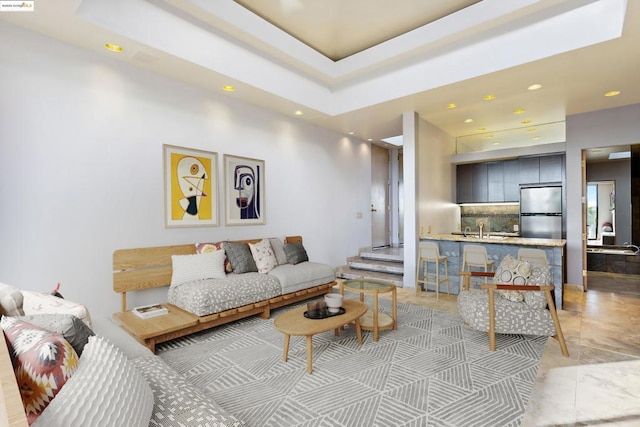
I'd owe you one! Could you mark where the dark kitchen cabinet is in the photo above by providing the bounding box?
[539,154,563,183]
[503,159,520,201]
[487,162,505,202]
[519,156,540,184]
[456,154,564,203]
[472,163,488,202]
[456,164,473,203]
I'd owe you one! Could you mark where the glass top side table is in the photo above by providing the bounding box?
[340,278,397,342]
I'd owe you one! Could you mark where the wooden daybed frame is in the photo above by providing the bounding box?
[112,236,336,351]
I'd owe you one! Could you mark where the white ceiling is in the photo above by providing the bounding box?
[2,0,639,151]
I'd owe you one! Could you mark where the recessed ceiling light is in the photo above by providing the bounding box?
[464,118,474,123]
[605,90,620,97]
[532,136,542,140]
[222,85,235,92]
[348,131,355,135]
[528,84,542,91]
[445,103,457,109]
[492,142,501,146]
[104,43,123,53]
[483,95,496,101]
[527,128,537,132]
[513,109,526,114]
[477,127,487,131]
[521,120,532,125]
[294,110,304,116]
[485,134,495,139]
[367,138,373,142]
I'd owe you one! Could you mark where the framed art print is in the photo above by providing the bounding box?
[163,144,218,227]
[224,154,265,225]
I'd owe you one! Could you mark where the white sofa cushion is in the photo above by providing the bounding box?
[171,251,226,286]
[268,262,335,294]
[32,335,154,427]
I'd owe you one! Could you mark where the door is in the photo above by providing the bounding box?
[582,150,588,291]
[371,145,390,248]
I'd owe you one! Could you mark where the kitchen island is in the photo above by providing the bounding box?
[420,234,566,309]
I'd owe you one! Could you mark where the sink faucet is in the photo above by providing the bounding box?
[464,226,471,237]
[479,223,484,239]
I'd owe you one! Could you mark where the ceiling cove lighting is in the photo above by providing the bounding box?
[222,85,235,92]
[445,103,457,109]
[483,94,496,101]
[104,43,123,52]
[605,90,620,97]
[608,151,631,159]
[528,84,543,91]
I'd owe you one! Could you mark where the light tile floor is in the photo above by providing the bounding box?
[371,273,640,426]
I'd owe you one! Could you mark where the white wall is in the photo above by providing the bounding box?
[565,103,640,286]
[417,119,457,236]
[0,22,372,317]
[401,115,457,290]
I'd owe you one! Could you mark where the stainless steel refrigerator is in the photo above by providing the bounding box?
[520,186,563,239]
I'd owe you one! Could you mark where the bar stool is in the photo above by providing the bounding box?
[518,248,548,266]
[462,245,495,285]
[416,242,449,298]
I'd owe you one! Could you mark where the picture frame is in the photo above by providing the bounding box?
[163,144,218,228]
[224,154,265,225]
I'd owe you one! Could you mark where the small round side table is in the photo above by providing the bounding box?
[340,278,397,342]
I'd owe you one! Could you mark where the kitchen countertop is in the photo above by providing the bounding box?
[420,233,566,247]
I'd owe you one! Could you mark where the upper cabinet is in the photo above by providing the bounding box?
[456,154,565,203]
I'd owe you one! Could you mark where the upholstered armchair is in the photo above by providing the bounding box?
[457,255,569,356]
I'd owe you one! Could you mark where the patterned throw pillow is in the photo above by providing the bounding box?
[249,238,278,273]
[223,242,258,274]
[494,255,532,302]
[284,242,309,265]
[195,242,233,273]
[16,313,95,356]
[1,316,79,424]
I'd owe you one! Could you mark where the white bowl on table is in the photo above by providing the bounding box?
[324,293,344,313]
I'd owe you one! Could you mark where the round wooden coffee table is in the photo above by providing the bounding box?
[274,299,368,374]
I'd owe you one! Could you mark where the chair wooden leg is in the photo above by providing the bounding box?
[545,290,569,357]
[488,288,496,351]
[415,259,421,296]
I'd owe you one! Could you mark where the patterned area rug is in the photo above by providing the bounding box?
[156,296,547,427]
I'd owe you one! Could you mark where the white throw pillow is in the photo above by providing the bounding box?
[32,335,153,427]
[0,282,24,316]
[249,238,278,273]
[171,250,226,286]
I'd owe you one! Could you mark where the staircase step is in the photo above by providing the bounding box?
[359,248,403,263]
[334,266,404,288]
[347,256,404,275]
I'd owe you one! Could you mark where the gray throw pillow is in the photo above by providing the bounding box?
[17,313,95,356]
[284,242,309,265]
[269,237,288,265]
[223,242,258,274]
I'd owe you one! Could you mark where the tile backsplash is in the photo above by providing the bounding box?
[460,205,519,233]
